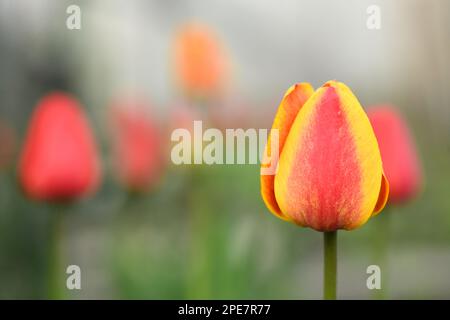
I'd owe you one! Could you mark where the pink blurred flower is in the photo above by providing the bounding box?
[110,98,165,192]
[368,106,423,204]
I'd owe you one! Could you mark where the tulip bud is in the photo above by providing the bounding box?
[261,81,389,231]
[110,101,164,192]
[19,92,101,201]
[368,106,422,204]
[169,101,202,135]
[173,22,228,99]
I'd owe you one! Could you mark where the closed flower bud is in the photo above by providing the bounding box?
[368,106,422,204]
[19,92,101,201]
[110,100,164,192]
[261,81,389,231]
[173,23,228,99]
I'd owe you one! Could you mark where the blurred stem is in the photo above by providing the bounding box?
[48,205,64,300]
[186,167,212,299]
[373,209,391,300]
[186,98,212,298]
[323,231,337,300]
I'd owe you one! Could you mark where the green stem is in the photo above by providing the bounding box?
[323,231,337,300]
[372,210,390,299]
[185,97,212,299]
[186,167,212,299]
[48,206,64,300]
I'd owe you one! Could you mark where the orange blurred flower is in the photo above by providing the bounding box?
[19,92,101,201]
[173,23,229,99]
[368,106,422,204]
[110,99,164,192]
[261,81,389,231]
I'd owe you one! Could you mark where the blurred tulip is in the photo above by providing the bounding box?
[110,100,164,192]
[173,22,229,99]
[368,106,422,204]
[0,119,16,170]
[261,81,389,232]
[210,96,251,130]
[169,101,202,134]
[19,92,101,201]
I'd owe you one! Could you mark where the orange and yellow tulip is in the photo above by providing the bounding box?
[261,81,389,231]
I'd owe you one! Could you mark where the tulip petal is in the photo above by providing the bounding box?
[274,81,385,231]
[372,172,389,216]
[261,83,314,221]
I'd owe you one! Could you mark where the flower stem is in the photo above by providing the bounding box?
[186,167,212,299]
[48,206,64,300]
[373,210,391,299]
[323,231,337,300]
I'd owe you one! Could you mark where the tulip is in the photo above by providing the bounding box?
[110,101,164,192]
[169,101,202,135]
[367,106,422,299]
[210,96,251,130]
[368,106,422,204]
[173,22,228,99]
[18,92,100,299]
[19,92,100,201]
[261,81,389,231]
[260,81,389,299]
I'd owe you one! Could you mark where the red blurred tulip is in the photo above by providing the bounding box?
[19,92,101,201]
[368,106,422,204]
[173,22,229,99]
[110,100,164,192]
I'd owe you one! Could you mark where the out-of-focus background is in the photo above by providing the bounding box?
[0,0,449,299]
